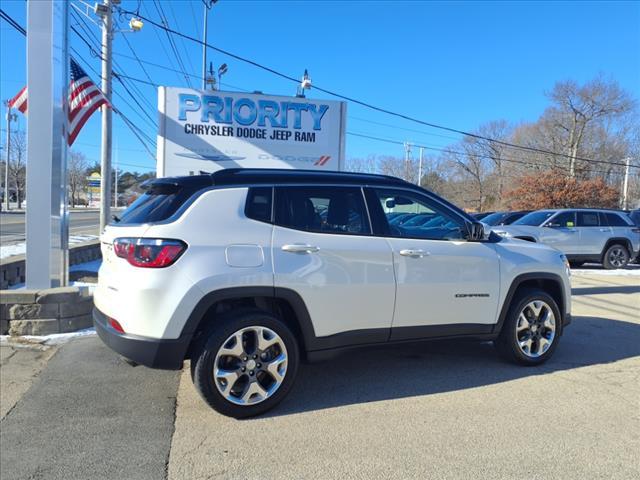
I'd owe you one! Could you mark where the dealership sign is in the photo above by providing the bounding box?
[157,87,347,177]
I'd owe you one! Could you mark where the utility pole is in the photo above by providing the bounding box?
[418,147,424,187]
[99,0,113,231]
[621,157,631,210]
[4,104,16,211]
[404,142,412,182]
[202,1,217,90]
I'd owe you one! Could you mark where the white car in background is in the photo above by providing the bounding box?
[493,209,640,269]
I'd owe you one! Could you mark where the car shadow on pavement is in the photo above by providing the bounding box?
[266,315,640,417]
[572,285,640,296]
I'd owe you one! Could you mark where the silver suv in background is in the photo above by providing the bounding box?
[493,209,640,269]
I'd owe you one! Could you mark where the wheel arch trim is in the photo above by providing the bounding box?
[493,272,567,335]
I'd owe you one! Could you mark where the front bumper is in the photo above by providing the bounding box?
[93,307,189,370]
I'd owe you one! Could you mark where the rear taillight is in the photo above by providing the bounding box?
[112,238,187,268]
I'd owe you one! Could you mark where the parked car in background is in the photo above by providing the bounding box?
[624,209,640,226]
[493,208,640,269]
[480,211,532,226]
[471,211,495,220]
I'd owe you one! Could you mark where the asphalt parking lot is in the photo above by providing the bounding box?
[1,271,639,480]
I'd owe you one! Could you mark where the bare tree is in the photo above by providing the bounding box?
[68,150,89,207]
[546,76,635,176]
[7,131,26,208]
[345,155,378,174]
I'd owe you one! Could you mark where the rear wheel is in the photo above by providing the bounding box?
[495,289,561,365]
[603,244,629,270]
[192,310,300,418]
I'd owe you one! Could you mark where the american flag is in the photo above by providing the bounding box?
[7,58,110,146]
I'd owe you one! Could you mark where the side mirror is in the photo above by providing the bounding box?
[385,199,396,209]
[466,221,486,241]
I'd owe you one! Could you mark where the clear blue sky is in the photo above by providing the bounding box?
[1,0,639,173]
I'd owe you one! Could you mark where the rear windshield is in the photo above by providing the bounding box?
[480,212,506,225]
[117,183,199,225]
[513,210,555,226]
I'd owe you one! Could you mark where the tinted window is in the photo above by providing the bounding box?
[513,210,556,226]
[605,212,630,227]
[373,189,466,240]
[545,211,576,227]
[118,183,199,224]
[480,212,508,226]
[577,211,600,227]
[275,186,370,235]
[245,187,272,223]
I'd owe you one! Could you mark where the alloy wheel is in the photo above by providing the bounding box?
[515,300,556,358]
[608,247,627,268]
[213,326,288,405]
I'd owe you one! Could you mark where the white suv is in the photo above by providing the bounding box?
[94,169,572,418]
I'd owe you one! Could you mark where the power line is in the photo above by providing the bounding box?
[346,131,635,178]
[152,0,193,88]
[1,9,157,164]
[117,6,639,171]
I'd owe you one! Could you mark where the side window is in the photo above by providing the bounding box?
[546,211,576,227]
[372,188,466,241]
[274,186,370,235]
[245,187,273,223]
[577,211,600,227]
[605,212,630,227]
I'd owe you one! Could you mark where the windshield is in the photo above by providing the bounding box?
[513,210,555,226]
[480,212,506,225]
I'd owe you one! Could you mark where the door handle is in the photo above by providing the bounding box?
[599,228,609,232]
[282,244,320,254]
[399,249,430,258]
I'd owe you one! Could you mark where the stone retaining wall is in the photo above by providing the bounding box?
[0,240,101,289]
[0,287,94,336]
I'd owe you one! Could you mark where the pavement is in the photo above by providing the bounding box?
[1,271,639,479]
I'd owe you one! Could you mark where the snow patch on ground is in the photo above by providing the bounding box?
[69,259,102,273]
[0,328,96,346]
[0,235,99,260]
[572,268,640,276]
[7,259,102,291]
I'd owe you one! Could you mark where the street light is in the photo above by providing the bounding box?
[296,69,311,97]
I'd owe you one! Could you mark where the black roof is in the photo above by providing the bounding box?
[154,168,413,188]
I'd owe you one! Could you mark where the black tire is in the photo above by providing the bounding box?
[495,288,561,366]
[192,310,300,418]
[602,243,630,270]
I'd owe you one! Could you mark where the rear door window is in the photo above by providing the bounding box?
[245,187,273,223]
[274,186,370,235]
[577,211,600,227]
[117,183,199,224]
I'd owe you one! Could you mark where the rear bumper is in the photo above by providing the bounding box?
[93,307,189,370]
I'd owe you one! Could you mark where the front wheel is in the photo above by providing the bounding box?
[495,289,561,365]
[603,244,629,270]
[192,311,300,418]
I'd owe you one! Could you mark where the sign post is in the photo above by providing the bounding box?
[25,0,69,288]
